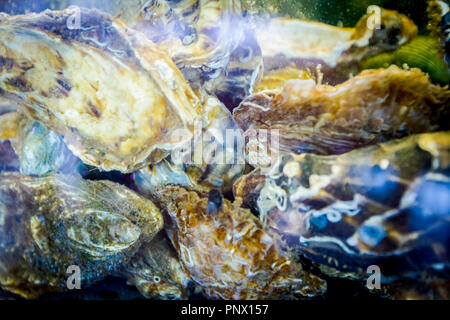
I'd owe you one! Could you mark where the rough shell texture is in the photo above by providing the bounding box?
[0,172,163,298]
[257,8,418,84]
[135,93,245,193]
[154,186,326,299]
[0,7,199,172]
[133,0,263,109]
[233,66,450,163]
[122,232,192,300]
[234,131,450,281]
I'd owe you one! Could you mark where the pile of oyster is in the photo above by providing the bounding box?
[0,1,449,300]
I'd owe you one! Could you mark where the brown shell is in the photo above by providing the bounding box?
[234,131,450,280]
[233,66,450,163]
[155,186,326,299]
[0,7,199,172]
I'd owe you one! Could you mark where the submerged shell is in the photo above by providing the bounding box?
[233,66,450,165]
[361,36,450,84]
[155,186,326,300]
[122,232,192,300]
[0,172,163,298]
[254,67,313,92]
[0,111,80,176]
[133,0,263,109]
[0,7,199,173]
[234,131,450,281]
[134,93,245,194]
[257,8,418,84]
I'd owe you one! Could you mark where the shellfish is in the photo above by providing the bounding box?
[233,131,450,283]
[0,172,163,298]
[133,0,263,109]
[134,93,245,193]
[153,186,326,299]
[0,110,80,176]
[0,7,199,173]
[122,232,192,300]
[256,7,418,84]
[233,66,450,164]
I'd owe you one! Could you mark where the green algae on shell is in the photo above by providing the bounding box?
[360,36,450,84]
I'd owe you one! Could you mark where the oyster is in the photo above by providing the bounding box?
[0,7,199,173]
[233,66,450,163]
[256,8,418,84]
[0,111,80,176]
[234,131,450,283]
[0,172,163,298]
[254,66,313,92]
[133,0,263,109]
[122,231,193,300]
[134,93,245,193]
[154,186,326,299]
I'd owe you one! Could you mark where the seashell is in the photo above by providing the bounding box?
[0,7,199,173]
[234,131,450,283]
[0,172,163,298]
[122,231,193,300]
[254,66,313,92]
[233,66,450,164]
[133,0,263,109]
[0,110,81,176]
[256,8,418,85]
[152,186,326,299]
[361,36,450,84]
[134,93,245,194]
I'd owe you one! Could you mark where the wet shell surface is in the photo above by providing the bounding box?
[133,0,263,109]
[234,131,450,281]
[256,8,418,84]
[122,231,192,300]
[154,186,326,299]
[0,172,163,298]
[233,66,450,164]
[0,7,199,173]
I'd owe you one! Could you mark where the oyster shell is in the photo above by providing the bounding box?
[234,131,450,282]
[254,66,313,92]
[0,172,163,298]
[134,93,245,193]
[154,186,326,299]
[133,0,263,109]
[256,8,418,84]
[0,111,80,176]
[122,231,193,300]
[0,7,199,172]
[233,66,450,164]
